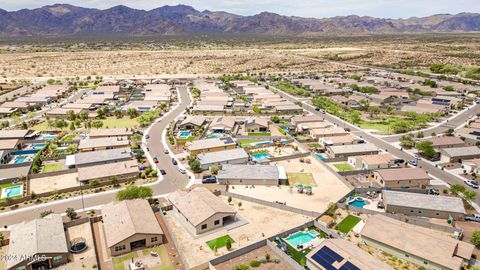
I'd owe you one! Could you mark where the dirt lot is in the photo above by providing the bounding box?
[229,157,351,213]
[214,245,294,270]
[164,196,311,269]
[29,172,78,194]
[65,222,98,269]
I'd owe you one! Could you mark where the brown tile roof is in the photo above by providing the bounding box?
[375,168,429,181]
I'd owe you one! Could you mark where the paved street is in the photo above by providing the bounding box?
[270,84,480,207]
[0,86,191,227]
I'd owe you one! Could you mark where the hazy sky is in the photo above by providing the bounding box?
[3,0,479,18]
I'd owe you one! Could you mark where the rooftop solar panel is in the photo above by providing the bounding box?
[339,261,361,270]
[322,246,344,262]
[311,252,336,270]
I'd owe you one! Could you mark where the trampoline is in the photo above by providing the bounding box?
[69,237,87,253]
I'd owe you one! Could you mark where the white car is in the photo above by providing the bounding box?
[464,180,479,189]
[179,168,186,174]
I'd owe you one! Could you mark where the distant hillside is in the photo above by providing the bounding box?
[0,4,479,37]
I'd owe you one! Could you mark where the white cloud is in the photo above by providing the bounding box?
[2,0,479,19]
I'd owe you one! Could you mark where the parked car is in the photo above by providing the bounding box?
[153,157,159,163]
[408,160,417,166]
[466,214,480,222]
[159,169,166,175]
[465,180,479,189]
[172,158,178,165]
[145,134,150,139]
[139,165,147,171]
[164,149,169,154]
[179,168,186,174]
[430,156,441,162]
[202,175,217,184]
[427,188,440,195]
[393,159,405,165]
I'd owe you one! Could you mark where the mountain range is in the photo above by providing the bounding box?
[0,4,479,37]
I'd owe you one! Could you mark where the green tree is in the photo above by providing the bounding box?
[66,110,76,121]
[415,141,436,159]
[349,111,362,125]
[226,239,232,250]
[92,120,103,128]
[89,179,100,189]
[471,231,480,248]
[116,185,153,201]
[126,108,138,118]
[65,207,78,220]
[464,190,477,202]
[270,115,280,123]
[444,128,454,136]
[113,109,124,119]
[78,111,88,121]
[189,159,202,173]
[210,165,220,175]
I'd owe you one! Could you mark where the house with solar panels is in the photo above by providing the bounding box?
[306,239,392,270]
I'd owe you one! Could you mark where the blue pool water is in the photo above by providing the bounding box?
[285,231,318,248]
[315,153,325,160]
[42,134,57,140]
[179,131,191,138]
[30,143,46,149]
[4,185,22,198]
[252,153,270,160]
[14,156,28,164]
[348,198,366,208]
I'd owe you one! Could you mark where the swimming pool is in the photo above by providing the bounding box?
[315,153,325,160]
[348,197,366,208]
[1,185,23,199]
[30,143,46,150]
[13,156,28,164]
[252,152,270,160]
[41,134,57,140]
[284,230,319,248]
[179,131,192,138]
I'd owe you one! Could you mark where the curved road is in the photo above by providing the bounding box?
[0,86,191,227]
[269,84,480,208]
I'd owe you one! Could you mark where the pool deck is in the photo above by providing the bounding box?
[0,185,23,199]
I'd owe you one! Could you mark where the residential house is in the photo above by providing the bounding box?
[177,116,206,130]
[463,159,480,175]
[440,146,480,163]
[197,148,249,170]
[425,136,466,149]
[88,128,133,139]
[310,127,348,140]
[291,115,325,126]
[244,118,270,133]
[372,168,430,188]
[382,190,466,220]
[326,143,379,159]
[208,117,237,134]
[217,164,287,185]
[65,148,133,168]
[319,134,360,148]
[6,214,68,270]
[167,187,237,234]
[186,137,236,155]
[102,199,164,256]
[348,154,396,170]
[78,137,130,152]
[77,159,139,183]
[0,139,21,151]
[361,215,474,270]
[306,239,392,270]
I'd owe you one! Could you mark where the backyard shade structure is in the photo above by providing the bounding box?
[361,215,474,270]
[216,164,287,185]
[167,187,237,234]
[6,214,68,270]
[306,239,391,270]
[101,199,164,256]
[382,190,466,220]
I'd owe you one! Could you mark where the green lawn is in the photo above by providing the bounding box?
[333,163,353,172]
[287,172,316,186]
[248,132,271,137]
[295,135,311,141]
[142,246,173,270]
[206,235,235,250]
[336,215,361,233]
[41,163,63,173]
[112,251,138,270]
[61,134,76,142]
[358,121,391,135]
[31,121,68,131]
[307,143,322,149]
[101,117,139,128]
[281,241,311,266]
[238,139,258,148]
